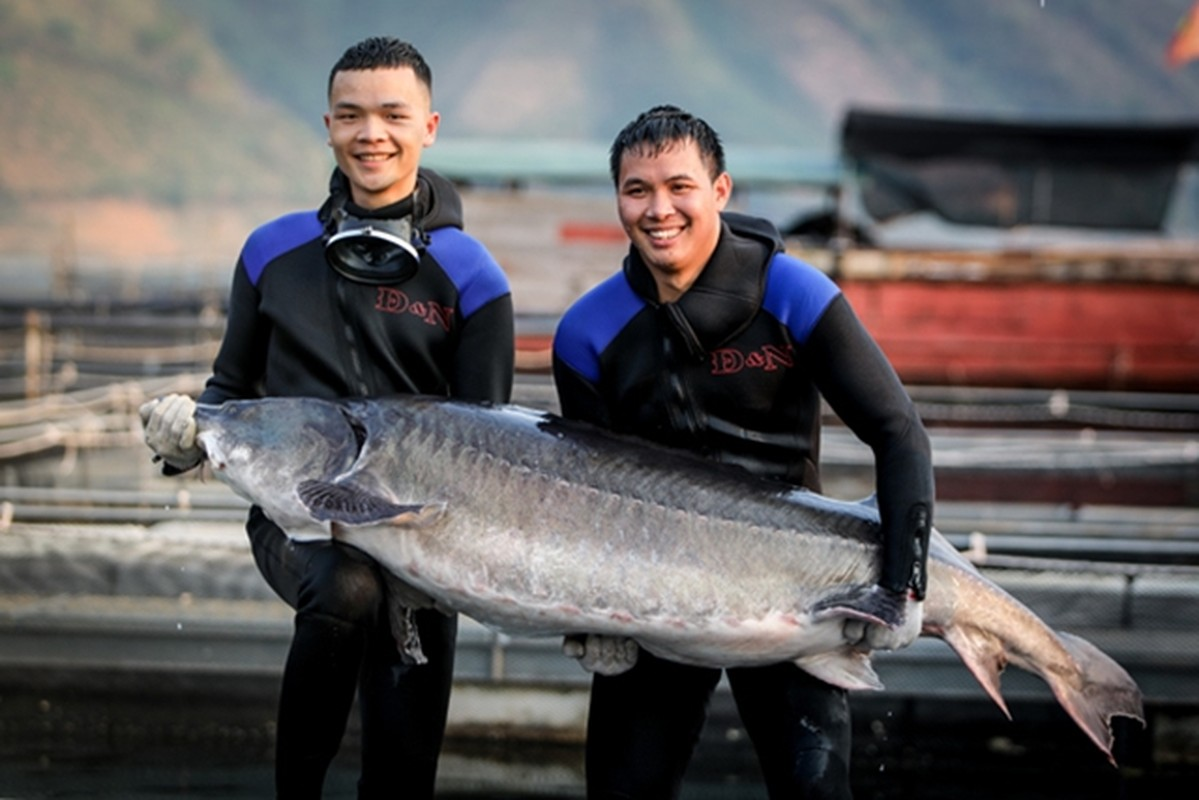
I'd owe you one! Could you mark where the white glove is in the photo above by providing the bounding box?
[139,394,203,470]
[844,597,924,652]
[562,634,640,676]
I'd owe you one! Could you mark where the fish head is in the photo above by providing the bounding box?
[194,398,364,536]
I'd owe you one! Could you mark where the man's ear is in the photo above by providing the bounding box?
[423,111,441,148]
[714,171,733,209]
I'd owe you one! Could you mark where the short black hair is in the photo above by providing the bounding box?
[608,105,726,185]
[328,37,433,98]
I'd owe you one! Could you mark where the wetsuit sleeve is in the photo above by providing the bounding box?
[452,292,515,404]
[200,260,269,406]
[806,295,935,598]
[552,273,644,427]
[551,294,621,428]
[552,352,613,428]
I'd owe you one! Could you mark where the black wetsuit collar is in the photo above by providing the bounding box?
[623,212,784,358]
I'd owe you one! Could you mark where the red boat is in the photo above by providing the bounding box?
[825,246,1199,393]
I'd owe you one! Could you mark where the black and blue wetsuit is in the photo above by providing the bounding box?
[200,167,513,799]
[203,168,513,406]
[553,212,932,799]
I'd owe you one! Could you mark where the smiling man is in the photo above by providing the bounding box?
[324,51,438,208]
[612,127,731,303]
[552,105,935,798]
[140,37,513,799]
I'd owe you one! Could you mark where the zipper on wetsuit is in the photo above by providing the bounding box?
[335,279,372,396]
[660,328,703,439]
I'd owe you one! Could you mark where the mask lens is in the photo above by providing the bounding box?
[326,224,420,284]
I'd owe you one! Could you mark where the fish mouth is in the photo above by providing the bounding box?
[191,405,224,468]
[194,430,225,470]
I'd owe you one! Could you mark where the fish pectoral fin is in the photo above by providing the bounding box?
[794,648,884,691]
[298,479,445,527]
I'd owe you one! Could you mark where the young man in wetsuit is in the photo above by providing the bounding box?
[552,105,933,799]
[141,37,513,799]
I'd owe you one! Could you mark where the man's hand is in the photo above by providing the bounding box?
[139,394,203,470]
[562,634,639,676]
[843,590,923,652]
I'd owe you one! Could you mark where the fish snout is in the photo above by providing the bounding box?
[194,431,226,471]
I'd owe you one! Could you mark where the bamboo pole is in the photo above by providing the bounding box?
[23,310,45,400]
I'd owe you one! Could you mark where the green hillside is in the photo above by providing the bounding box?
[2,0,1198,208]
[183,0,1199,146]
[0,0,328,206]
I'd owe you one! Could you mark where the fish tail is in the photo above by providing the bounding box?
[1026,631,1145,766]
[939,620,1145,766]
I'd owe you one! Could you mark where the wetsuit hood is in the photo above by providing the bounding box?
[317,166,464,234]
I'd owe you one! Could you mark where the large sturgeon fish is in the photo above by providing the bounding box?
[192,395,1143,764]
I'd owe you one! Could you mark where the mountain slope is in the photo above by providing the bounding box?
[187,0,1199,148]
[0,0,327,205]
[2,0,1198,210]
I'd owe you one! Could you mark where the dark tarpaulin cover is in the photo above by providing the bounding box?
[841,109,1199,230]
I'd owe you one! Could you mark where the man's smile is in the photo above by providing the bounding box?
[645,227,684,242]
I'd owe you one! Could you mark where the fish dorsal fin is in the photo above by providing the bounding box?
[299,479,446,527]
[794,648,884,691]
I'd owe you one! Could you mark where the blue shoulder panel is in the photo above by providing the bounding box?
[240,211,323,287]
[761,253,841,344]
[553,272,645,384]
[426,228,511,318]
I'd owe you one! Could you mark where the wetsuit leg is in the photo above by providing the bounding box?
[727,663,853,800]
[585,650,722,799]
[356,608,457,799]
[247,507,454,800]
